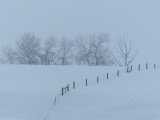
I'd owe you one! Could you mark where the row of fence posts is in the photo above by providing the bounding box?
[61,72,112,96]
[54,84,70,106]
[49,63,157,120]
[61,63,157,97]
[140,63,156,70]
[44,63,157,120]
[126,63,156,73]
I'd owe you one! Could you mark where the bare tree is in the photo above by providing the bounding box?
[88,33,114,66]
[38,36,57,65]
[0,45,17,64]
[0,32,117,66]
[54,37,74,65]
[74,34,89,65]
[16,33,41,65]
[114,37,138,66]
[75,33,114,66]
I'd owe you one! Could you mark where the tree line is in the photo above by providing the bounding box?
[0,32,138,66]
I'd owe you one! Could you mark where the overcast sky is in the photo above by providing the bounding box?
[0,0,160,64]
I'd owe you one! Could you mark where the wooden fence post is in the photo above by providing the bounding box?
[146,63,148,69]
[138,64,140,71]
[73,81,75,89]
[86,79,88,86]
[107,73,108,79]
[65,87,67,92]
[97,77,99,83]
[127,67,129,73]
[130,65,132,72]
[62,88,64,96]
[67,84,69,91]
[154,64,156,69]
[117,70,119,76]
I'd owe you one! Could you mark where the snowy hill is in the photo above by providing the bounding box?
[53,64,160,120]
[0,64,159,120]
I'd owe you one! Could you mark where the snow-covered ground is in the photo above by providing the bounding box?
[0,64,159,120]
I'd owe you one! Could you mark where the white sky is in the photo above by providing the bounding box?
[0,0,160,64]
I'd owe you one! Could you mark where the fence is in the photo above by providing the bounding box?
[43,63,158,120]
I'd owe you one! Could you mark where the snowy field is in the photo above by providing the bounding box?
[0,64,159,120]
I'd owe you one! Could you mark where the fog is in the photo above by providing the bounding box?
[0,0,160,64]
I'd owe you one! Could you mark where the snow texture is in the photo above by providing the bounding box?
[0,64,160,120]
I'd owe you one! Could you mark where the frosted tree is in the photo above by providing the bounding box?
[16,33,41,64]
[54,37,74,65]
[75,33,114,66]
[0,45,17,64]
[38,36,57,65]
